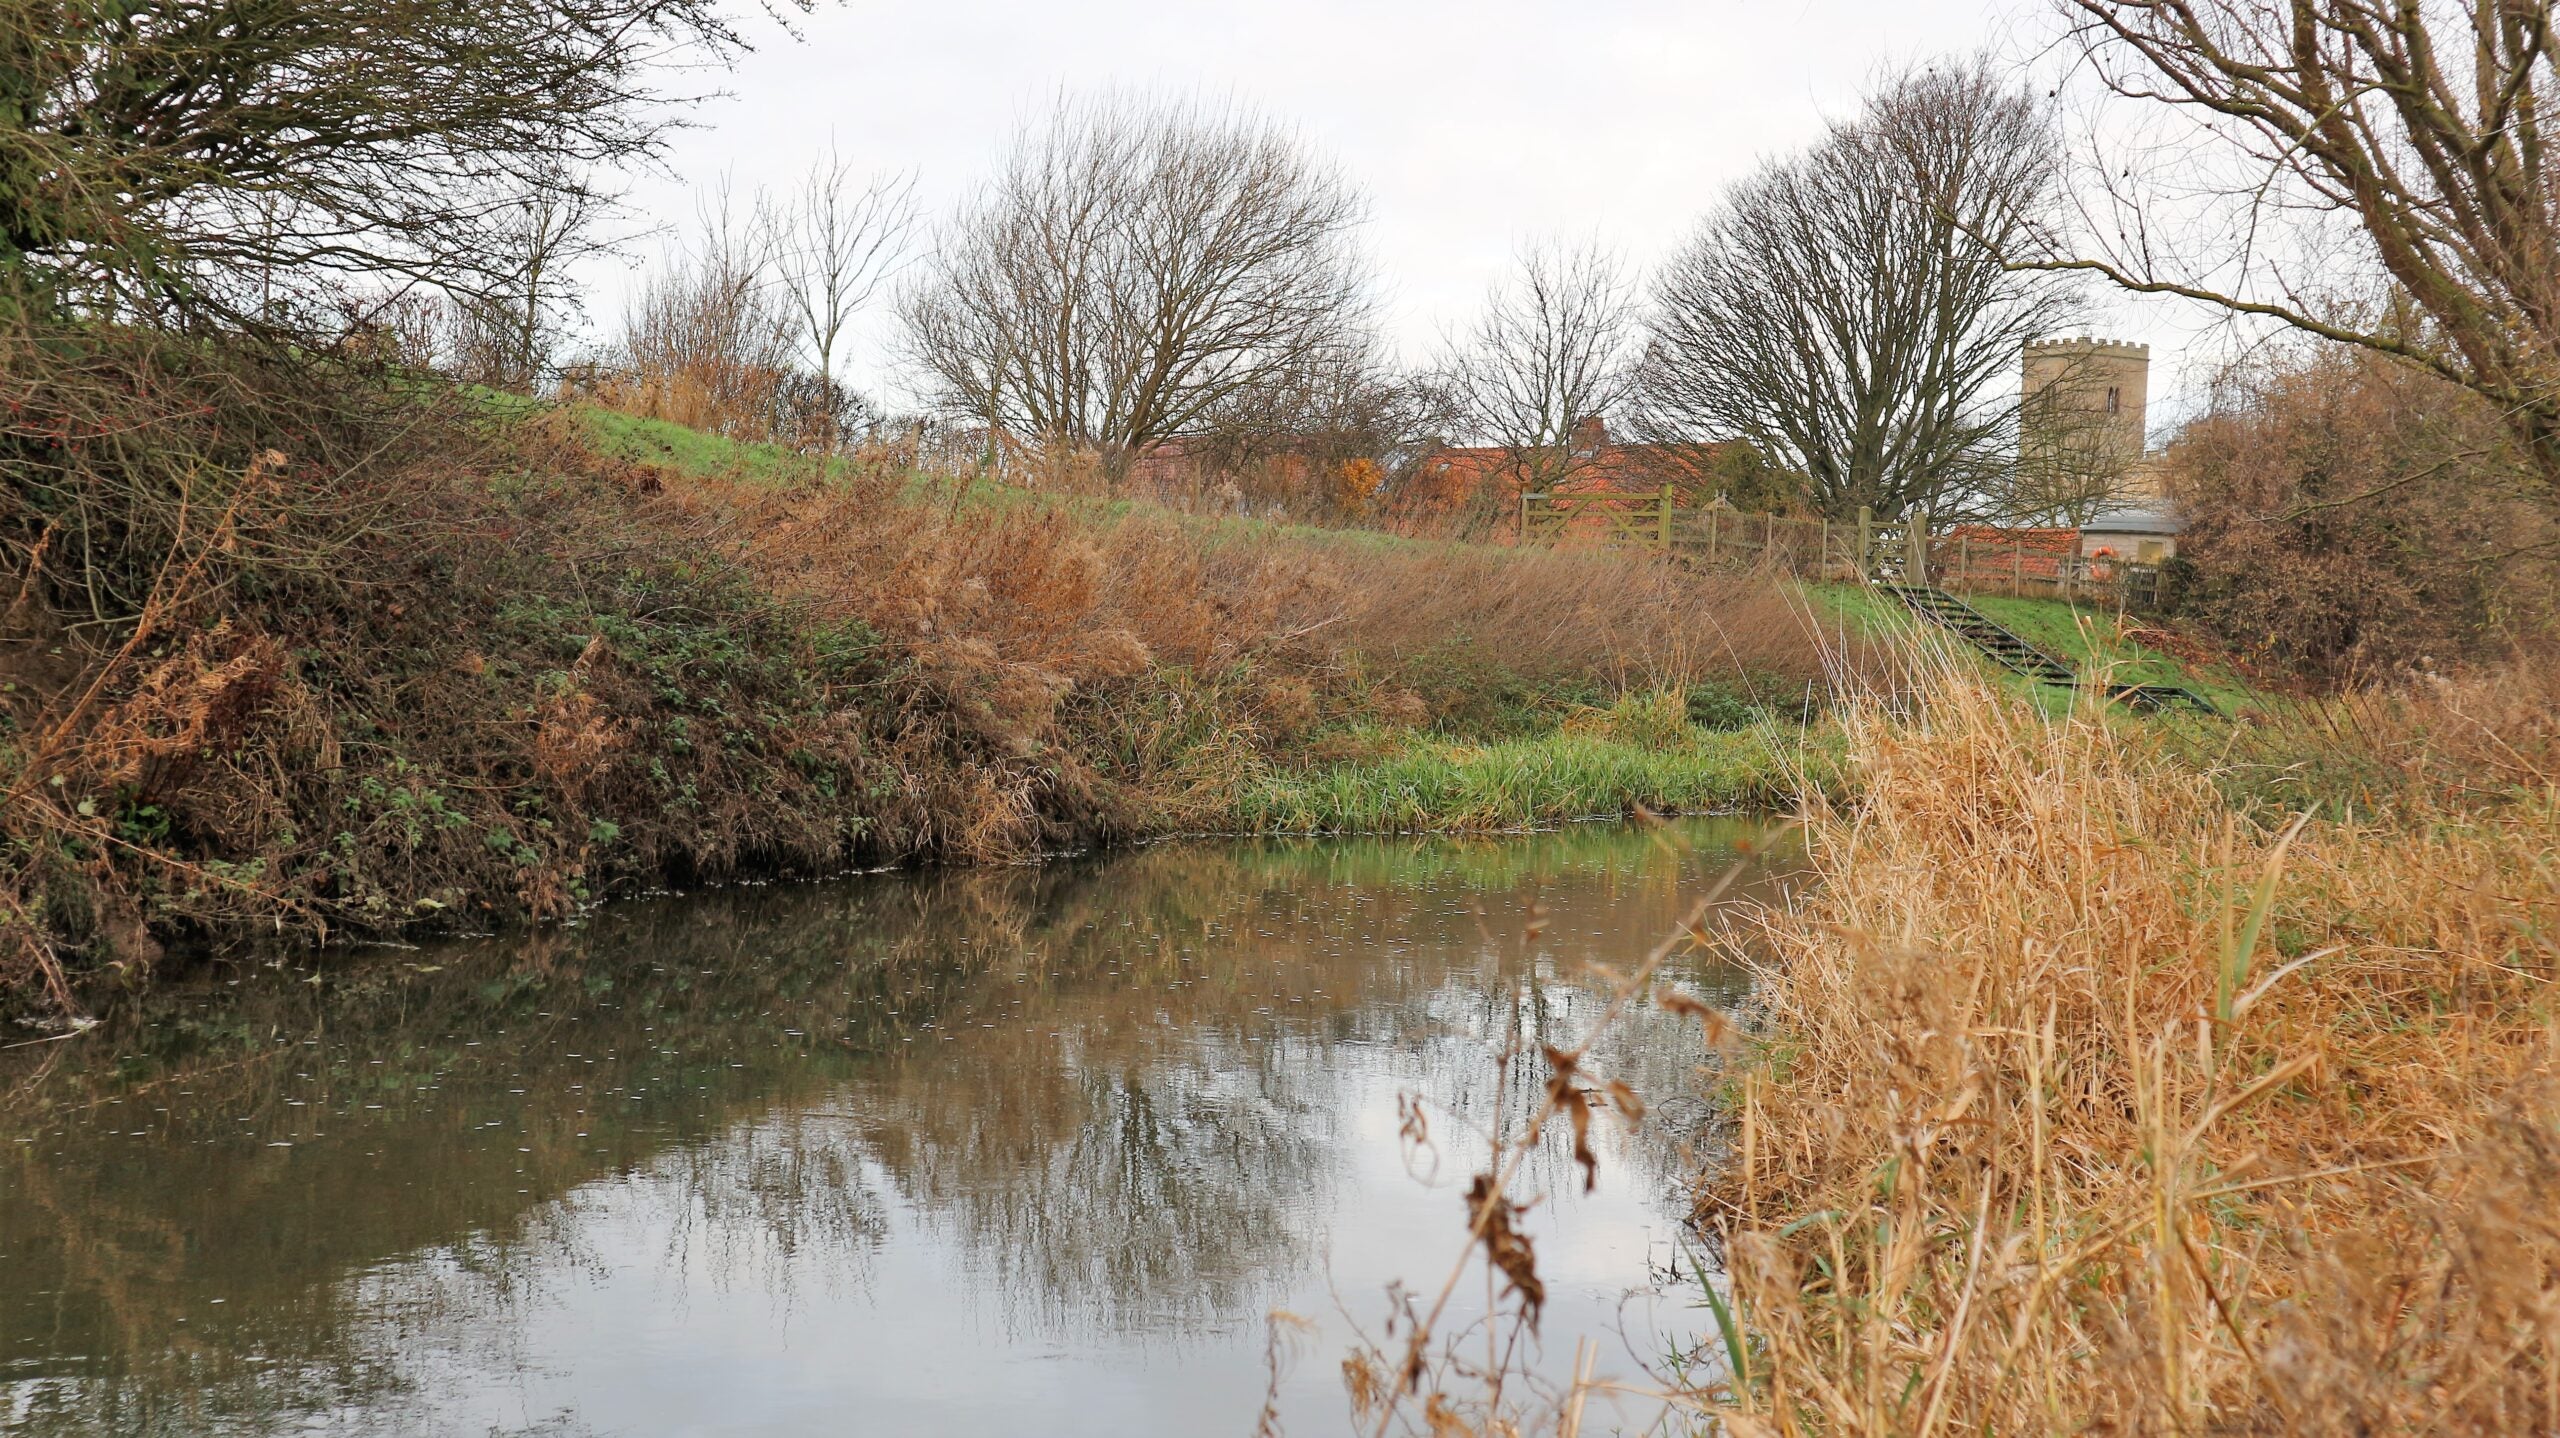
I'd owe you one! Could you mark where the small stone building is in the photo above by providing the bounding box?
[2078,503,2184,565]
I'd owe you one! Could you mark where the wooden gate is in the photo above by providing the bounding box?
[1519,488,1675,549]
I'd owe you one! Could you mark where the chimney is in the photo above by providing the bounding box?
[1570,415,1609,454]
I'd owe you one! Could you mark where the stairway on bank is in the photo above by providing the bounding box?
[1874,582,2214,714]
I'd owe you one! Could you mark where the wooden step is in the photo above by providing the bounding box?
[1878,584,2077,683]
[2100,682,2218,715]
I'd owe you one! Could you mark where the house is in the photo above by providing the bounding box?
[1939,509,2183,585]
[1406,417,1680,496]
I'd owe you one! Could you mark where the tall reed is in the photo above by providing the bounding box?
[1698,669,2559,1434]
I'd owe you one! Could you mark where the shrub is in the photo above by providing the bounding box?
[2160,344,2559,685]
[0,335,930,1009]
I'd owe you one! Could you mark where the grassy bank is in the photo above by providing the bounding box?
[0,344,1835,1013]
[1683,671,2560,1433]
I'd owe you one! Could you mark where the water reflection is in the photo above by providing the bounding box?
[1,820,1791,1436]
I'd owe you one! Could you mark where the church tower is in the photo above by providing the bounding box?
[2021,337,2155,503]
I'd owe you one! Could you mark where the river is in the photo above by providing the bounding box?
[1,818,1789,1436]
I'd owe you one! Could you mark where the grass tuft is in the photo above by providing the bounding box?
[1237,721,1830,834]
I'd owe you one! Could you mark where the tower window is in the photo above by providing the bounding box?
[2106,386,2121,415]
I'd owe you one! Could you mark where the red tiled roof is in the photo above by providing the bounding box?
[1935,525,2080,580]
[1410,442,1687,495]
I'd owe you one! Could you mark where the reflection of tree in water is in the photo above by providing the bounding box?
[831,855,1360,1337]
[795,823,1789,1334]
[626,1109,894,1301]
[0,818,1793,1431]
[1410,958,1758,1210]
[875,1026,1334,1338]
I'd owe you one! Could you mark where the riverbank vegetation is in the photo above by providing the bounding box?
[1664,30,2560,1416]
[0,335,1833,1014]
[1236,707,1826,835]
[10,0,2558,1426]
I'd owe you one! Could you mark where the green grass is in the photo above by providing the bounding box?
[1959,592,2260,714]
[1806,581,1905,639]
[1236,722,1838,834]
[576,407,844,484]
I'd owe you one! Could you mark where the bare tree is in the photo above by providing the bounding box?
[1440,239,1642,494]
[897,94,1373,473]
[1639,57,2083,519]
[439,162,613,391]
[610,188,802,439]
[0,0,790,337]
[1184,339,1452,514]
[2046,1,2560,487]
[763,147,915,450]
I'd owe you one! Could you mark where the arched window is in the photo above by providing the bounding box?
[2105,385,2121,415]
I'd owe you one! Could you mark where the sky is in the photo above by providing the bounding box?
[592,0,2227,432]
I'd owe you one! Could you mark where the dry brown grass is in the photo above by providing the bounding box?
[2303,656,2560,808]
[675,462,1826,698]
[634,447,1836,848]
[1695,670,2560,1434]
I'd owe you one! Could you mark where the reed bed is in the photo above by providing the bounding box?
[651,448,1832,754]
[1695,668,2560,1434]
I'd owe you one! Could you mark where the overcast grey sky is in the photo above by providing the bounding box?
[599,0,2221,426]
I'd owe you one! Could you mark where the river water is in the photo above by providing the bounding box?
[1,819,1789,1437]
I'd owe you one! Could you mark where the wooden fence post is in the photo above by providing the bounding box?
[1706,503,1720,563]
[1819,516,1830,577]
[1658,486,1674,552]
[2013,536,2025,595]
[1959,532,1971,590]
[1520,492,1533,544]
[1855,506,1873,580]
[1906,507,1930,585]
